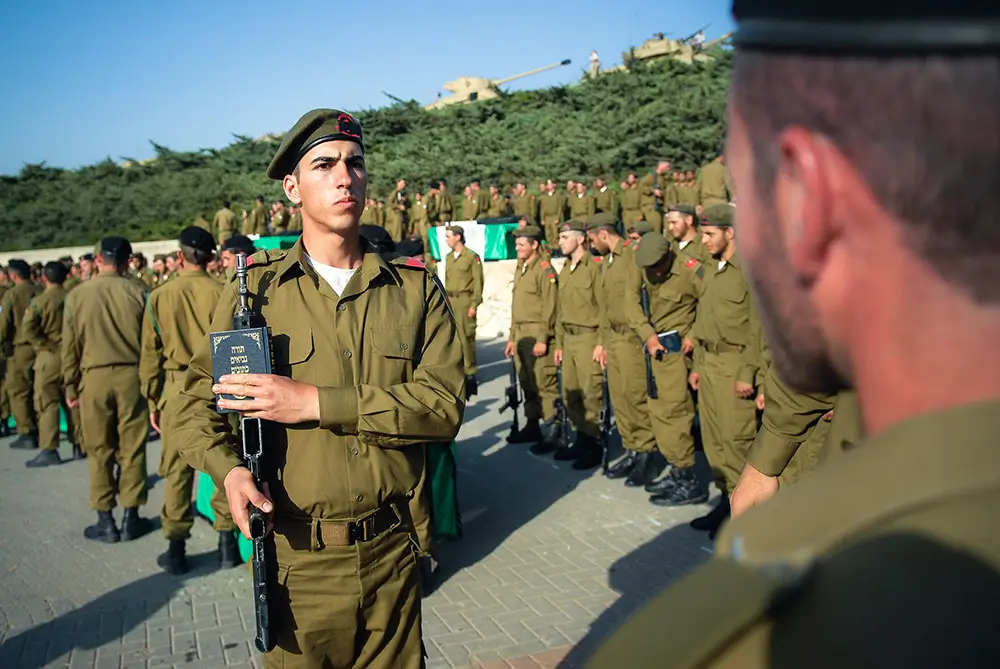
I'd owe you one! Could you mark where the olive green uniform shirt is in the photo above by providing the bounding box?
[61,273,147,402]
[699,159,731,208]
[510,256,558,343]
[638,173,659,212]
[214,207,238,236]
[554,254,601,350]
[539,192,567,224]
[24,285,67,354]
[690,253,759,385]
[596,238,646,347]
[569,194,597,220]
[673,236,712,266]
[633,254,699,344]
[513,194,537,224]
[444,248,484,307]
[474,189,490,216]
[0,281,43,351]
[460,196,480,221]
[287,211,303,232]
[436,189,454,222]
[594,187,619,218]
[175,239,465,521]
[486,195,509,218]
[621,185,642,214]
[138,270,223,410]
[248,203,268,236]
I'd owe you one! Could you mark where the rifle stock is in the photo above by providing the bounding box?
[640,285,659,400]
[554,362,571,448]
[498,357,520,436]
[600,367,611,474]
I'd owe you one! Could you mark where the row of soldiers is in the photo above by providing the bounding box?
[0,229,264,574]
[495,204,858,539]
[208,198,303,246]
[355,156,732,251]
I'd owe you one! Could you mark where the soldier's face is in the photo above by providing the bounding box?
[587,230,610,255]
[666,213,688,241]
[514,237,537,260]
[725,102,842,392]
[165,256,178,272]
[285,140,366,234]
[628,232,642,245]
[152,260,164,273]
[558,231,582,255]
[222,251,237,269]
[80,260,93,275]
[700,226,730,257]
[445,231,459,250]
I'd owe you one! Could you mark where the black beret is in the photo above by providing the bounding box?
[394,238,424,258]
[43,261,69,283]
[267,109,364,180]
[78,253,94,262]
[221,235,257,255]
[179,226,217,253]
[732,0,1000,53]
[99,236,132,263]
[359,225,396,254]
[7,259,30,277]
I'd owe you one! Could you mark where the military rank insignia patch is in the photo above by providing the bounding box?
[685,258,699,269]
[540,260,551,268]
[405,257,426,269]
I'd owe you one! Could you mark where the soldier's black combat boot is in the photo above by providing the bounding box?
[530,425,562,455]
[624,452,664,488]
[571,437,604,471]
[218,531,242,568]
[157,539,188,575]
[644,467,677,494]
[83,511,120,543]
[465,375,478,399]
[650,467,709,507]
[507,420,542,445]
[120,507,153,541]
[554,434,590,461]
[72,443,86,460]
[605,450,637,479]
[9,434,38,450]
[690,494,730,534]
[25,449,62,468]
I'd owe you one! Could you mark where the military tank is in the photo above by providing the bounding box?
[426,59,572,110]
[624,30,732,66]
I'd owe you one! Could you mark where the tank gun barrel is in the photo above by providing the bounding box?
[492,59,572,86]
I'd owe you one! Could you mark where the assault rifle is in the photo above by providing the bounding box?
[600,367,612,474]
[498,358,521,438]
[553,362,571,449]
[640,285,659,399]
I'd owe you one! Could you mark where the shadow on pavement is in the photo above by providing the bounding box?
[557,519,716,668]
[0,552,222,669]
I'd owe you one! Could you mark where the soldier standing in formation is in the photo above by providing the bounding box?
[543,219,604,469]
[585,214,662,486]
[505,225,559,447]
[631,233,708,505]
[443,225,484,398]
[214,200,238,247]
[620,172,643,229]
[0,259,42,449]
[460,185,479,221]
[176,109,464,669]
[593,177,618,218]
[665,204,711,265]
[538,180,566,254]
[436,179,454,224]
[63,237,153,543]
[569,182,596,220]
[23,261,76,466]
[139,227,241,575]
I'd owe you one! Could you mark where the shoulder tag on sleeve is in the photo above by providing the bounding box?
[405,257,426,269]
[593,256,603,263]
[540,260,551,268]
[685,257,699,269]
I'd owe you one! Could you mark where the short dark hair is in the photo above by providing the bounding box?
[43,262,68,284]
[731,52,1000,303]
[223,200,231,208]
[180,245,213,267]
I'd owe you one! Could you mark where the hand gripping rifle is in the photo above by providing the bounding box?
[600,367,611,474]
[498,357,521,438]
[211,252,275,653]
[553,361,571,449]
[640,285,659,399]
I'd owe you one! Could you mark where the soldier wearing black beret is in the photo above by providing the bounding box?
[587,2,1000,667]
[0,258,42,449]
[219,234,257,272]
[174,109,464,669]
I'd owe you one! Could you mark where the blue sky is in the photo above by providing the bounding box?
[0,0,734,176]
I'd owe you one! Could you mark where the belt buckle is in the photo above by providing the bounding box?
[348,514,376,544]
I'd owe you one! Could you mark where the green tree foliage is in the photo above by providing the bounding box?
[0,52,731,251]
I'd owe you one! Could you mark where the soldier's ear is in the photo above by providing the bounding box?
[283,174,301,206]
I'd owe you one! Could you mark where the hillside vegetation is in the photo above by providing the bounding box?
[0,51,732,251]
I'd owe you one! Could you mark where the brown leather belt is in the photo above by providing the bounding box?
[563,324,598,335]
[277,501,404,550]
[701,340,744,354]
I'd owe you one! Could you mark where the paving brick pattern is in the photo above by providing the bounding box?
[0,340,715,668]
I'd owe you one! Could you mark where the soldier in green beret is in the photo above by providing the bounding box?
[588,1,1000,665]
[626,219,655,246]
[443,225,484,397]
[586,213,663,487]
[539,219,605,469]
[631,233,709,505]
[593,177,619,219]
[174,108,464,669]
[504,225,560,446]
[666,204,711,267]
[213,200,238,246]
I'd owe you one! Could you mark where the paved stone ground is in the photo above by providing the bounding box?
[0,338,717,669]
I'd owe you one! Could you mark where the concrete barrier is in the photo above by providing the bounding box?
[0,240,182,265]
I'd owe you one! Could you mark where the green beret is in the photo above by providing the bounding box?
[558,219,587,234]
[267,109,365,180]
[513,225,543,239]
[668,204,697,217]
[732,0,1000,53]
[628,220,654,235]
[701,204,735,228]
[447,225,465,236]
[634,233,672,268]
[586,212,618,231]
